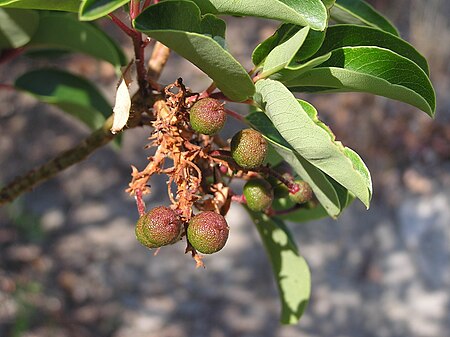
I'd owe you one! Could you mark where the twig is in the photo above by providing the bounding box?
[133,33,149,96]
[224,108,247,123]
[258,165,299,194]
[0,47,24,64]
[143,0,153,9]
[0,84,16,91]
[0,116,116,205]
[129,0,141,20]
[109,14,136,38]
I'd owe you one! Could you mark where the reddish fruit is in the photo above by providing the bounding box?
[187,211,229,254]
[135,206,182,248]
[289,180,313,204]
[189,98,226,135]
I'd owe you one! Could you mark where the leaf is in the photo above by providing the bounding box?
[253,24,326,67]
[299,99,372,198]
[247,209,311,324]
[15,68,111,130]
[321,0,335,10]
[134,0,254,102]
[0,0,80,12]
[311,24,429,75]
[285,47,436,116]
[0,8,39,49]
[262,26,310,77]
[27,12,126,67]
[254,79,372,208]
[190,0,328,31]
[332,0,398,36]
[247,111,343,218]
[79,0,129,21]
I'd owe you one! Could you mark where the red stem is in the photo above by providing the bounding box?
[143,0,153,9]
[109,13,136,38]
[130,0,141,20]
[231,195,246,204]
[224,108,246,123]
[135,188,146,216]
[258,165,299,193]
[0,84,16,91]
[0,47,24,64]
[133,34,149,96]
[109,13,148,96]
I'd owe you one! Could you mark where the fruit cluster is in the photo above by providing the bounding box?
[128,79,314,266]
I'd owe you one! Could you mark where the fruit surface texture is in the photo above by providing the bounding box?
[243,178,274,211]
[230,129,267,169]
[135,206,182,248]
[189,98,226,135]
[187,211,229,254]
[289,180,313,204]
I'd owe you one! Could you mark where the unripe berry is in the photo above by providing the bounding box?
[243,178,274,212]
[230,129,267,169]
[135,206,182,249]
[189,98,226,135]
[187,211,229,254]
[289,180,313,204]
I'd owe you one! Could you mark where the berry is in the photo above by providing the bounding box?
[230,129,267,169]
[243,178,274,212]
[289,180,313,204]
[135,206,182,248]
[187,211,229,254]
[189,98,226,135]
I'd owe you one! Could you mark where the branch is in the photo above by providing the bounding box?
[0,116,116,205]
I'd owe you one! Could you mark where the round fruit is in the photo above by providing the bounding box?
[189,98,226,135]
[230,129,267,169]
[187,211,229,254]
[135,206,182,248]
[243,178,274,212]
[289,180,313,204]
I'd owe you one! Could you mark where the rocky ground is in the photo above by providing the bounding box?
[1,1,450,336]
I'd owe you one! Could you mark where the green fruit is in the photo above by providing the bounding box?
[289,180,313,204]
[243,178,274,212]
[230,129,268,169]
[187,211,229,254]
[135,206,182,248]
[189,98,226,135]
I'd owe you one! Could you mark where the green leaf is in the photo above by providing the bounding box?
[190,0,328,31]
[255,79,372,208]
[28,12,126,67]
[247,111,343,218]
[262,26,310,77]
[134,0,254,102]
[312,24,429,75]
[321,0,335,10]
[79,0,129,21]
[285,47,436,116]
[0,0,80,12]
[0,8,39,49]
[15,68,111,130]
[253,24,326,67]
[332,0,398,36]
[299,99,372,198]
[247,209,311,324]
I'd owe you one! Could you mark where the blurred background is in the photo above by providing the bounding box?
[0,0,449,336]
